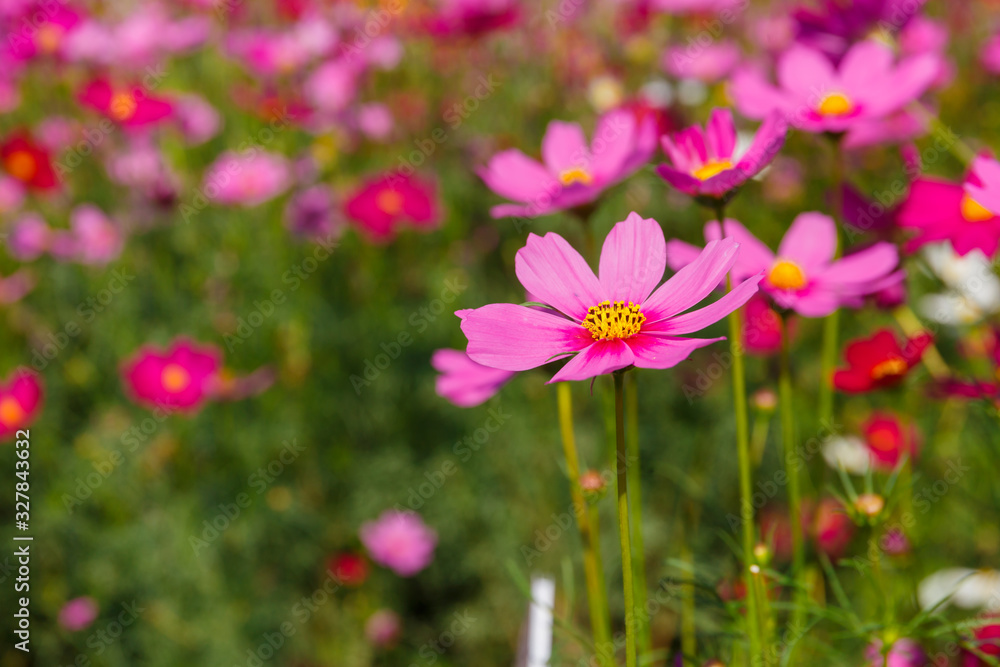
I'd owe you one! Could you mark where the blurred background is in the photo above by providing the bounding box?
[2,0,1000,665]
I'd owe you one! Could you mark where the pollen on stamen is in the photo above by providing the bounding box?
[582,300,646,341]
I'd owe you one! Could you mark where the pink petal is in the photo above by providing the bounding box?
[966,156,1000,215]
[515,231,604,320]
[705,107,736,161]
[626,334,724,370]
[461,304,591,371]
[655,164,701,196]
[777,212,837,267]
[858,53,938,117]
[590,109,637,183]
[778,44,835,98]
[542,121,589,174]
[729,66,788,120]
[479,149,555,203]
[814,242,899,287]
[732,111,787,180]
[642,237,740,322]
[548,339,633,382]
[837,40,894,95]
[665,239,703,272]
[598,212,665,305]
[719,219,776,280]
[651,272,763,335]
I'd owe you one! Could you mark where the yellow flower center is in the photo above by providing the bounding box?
[0,396,25,427]
[692,159,733,181]
[161,364,191,393]
[767,259,807,290]
[559,167,593,187]
[4,150,36,182]
[870,357,907,380]
[376,190,404,215]
[582,300,646,341]
[35,23,64,53]
[817,92,854,117]
[960,193,994,222]
[109,92,138,122]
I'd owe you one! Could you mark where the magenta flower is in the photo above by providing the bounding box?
[730,40,938,134]
[78,78,173,128]
[663,41,740,83]
[0,368,42,441]
[344,172,440,243]
[203,150,291,208]
[982,32,1000,75]
[121,338,222,414]
[964,155,1000,219]
[898,166,1000,257]
[424,0,521,38]
[666,214,901,317]
[864,638,927,667]
[460,213,762,382]
[58,597,99,632]
[285,186,343,241]
[360,510,437,577]
[478,108,656,218]
[431,349,515,407]
[656,107,786,201]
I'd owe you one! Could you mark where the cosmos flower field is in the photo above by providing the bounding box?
[4,0,1000,665]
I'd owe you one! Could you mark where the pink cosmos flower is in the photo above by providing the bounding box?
[173,95,221,145]
[285,186,343,240]
[730,40,938,134]
[49,205,124,266]
[360,510,437,577]
[982,32,1000,75]
[648,0,742,12]
[78,79,173,128]
[303,59,360,113]
[121,338,222,414]
[898,165,1000,257]
[0,269,35,304]
[742,294,785,356]
[432,349,515,407]
[203,150,291,207]
[424,0,521,38]
[58,597,99,632]
[965,155,1000,219]
[865,638,926,667]
[7,213,50,261]
[460,213,762,382]
[666,214,901,317]
[365,609,402,647]
[344,172,440,242]
[656,107,787,201]
[478,108,656,218]
[0,368,42,441]
[6,2,81,62]
[663,41,740,83]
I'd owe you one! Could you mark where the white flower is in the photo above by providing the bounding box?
[918,568,1000,611]
[920,243,1000,325]
[822,436,871,475]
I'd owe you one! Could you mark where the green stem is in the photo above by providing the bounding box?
[680,538,697,666]
[625,373,651,657]
[778,315,807,631]
[557,383,613,666]
[613,371,637,667]
[716,202,763,664]
[727,276,763,664]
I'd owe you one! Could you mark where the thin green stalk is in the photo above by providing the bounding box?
[680,537,697,666]
[557,383,613,666]
[716,203,763,663]
[625,373,651,657]
[778,315,806,630]
[613,371,637,667]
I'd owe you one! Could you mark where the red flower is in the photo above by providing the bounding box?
[862,411,920,470]
[0,369,43,441]
[326,552,369,587]
[79,79,173,128]
[833,328,932,393]
[344,172,440,243]
[1,132,58,190]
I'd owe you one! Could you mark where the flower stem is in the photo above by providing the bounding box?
[778,314,807,630]
[715,202,763,662]
[556,383,613,666]
[625,373,651,658]
[726,273,763,663]
[613,371,637,667]
[819,138,845,431]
